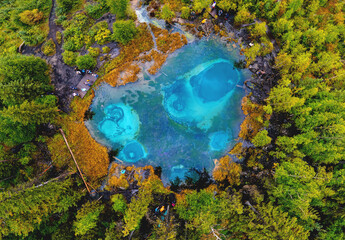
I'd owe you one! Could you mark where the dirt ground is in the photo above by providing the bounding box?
[21,0,119,112]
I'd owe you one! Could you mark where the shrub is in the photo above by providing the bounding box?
[181,7,191,19]
[252,130,272,147]
[56,0,78,15]
[41,38,56,56]
[56,31,62,44]
[234,7,254,25]
[160,5,175,22]
[55,15,67,25]
[102,46,110,53]
[62,50,78,66]
[193,0,212,13]
[76,54,97,70]
[85,2,109,19]
[111,194,127,214]
[73,201,104,236]
[95,28,111,45]
[19,9,44,26]
[88,47,101,57]
[18,26,46,46]
[107,0,129,19]
[112,20,138,45]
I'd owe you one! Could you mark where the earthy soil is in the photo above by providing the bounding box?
[21,0,119,112]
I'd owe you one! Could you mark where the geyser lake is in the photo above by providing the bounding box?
[85,38,250,183]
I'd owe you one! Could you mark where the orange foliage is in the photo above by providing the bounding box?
[101,24,154,85]
[213,155,241,186]
[230,142,244,159]
[102,23,187,86]
[109,175,129,189]
[120,64,141,85]
[148,50,168,75]
[239,96,270,140]
[334,12,344,25]
[106,163,167,192]
[151,25,188,53]
[49,93,109,183]
[157,32,187,53]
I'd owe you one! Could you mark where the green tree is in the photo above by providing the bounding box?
[268,83,305,113]
[95,28,111,45]
[235,7,254,25]
[62,50,78,66]
[160,5,175,22]
[0,177,83,238]
[181,7,191,19]
[57,0,79,15]
[88,47,101,57]
[252,130,271,147]
[0,55,50,85]
[250,22,267,39]
[245,202,310,239]
[41,38,56,56]
[76,54,97,70]
[218,0,236,11]
[19,9,44,25]
[73,201,104,236]
[111,194,127,214]
[269,158,334,228]
[192,0,212,13]
[0,79,53,106]
[107,0,129,19]
[112,20,138,45]
[0,117,36,146]
[123,185,153,236]
[0,98,58,126]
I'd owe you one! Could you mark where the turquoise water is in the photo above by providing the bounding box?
[85,38,250,183]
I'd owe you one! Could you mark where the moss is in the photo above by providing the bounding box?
[41,38,56,56]
[151,25,188,53]
[147,50,167,75]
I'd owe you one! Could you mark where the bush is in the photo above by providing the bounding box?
[19,26,46,46]
[107,0,129,19]
[102,46,110,53]
[111,194,127,214]
[56,31,62,44]
[160,5,175,22]
[234,7,254,25]
[181,7,191,19]
[19,9,44,26]
[252,130,271,147]
[76,54,97,70]
[55,15,67,25]
[85,2,109,19]
[95,28,111,45]
[41,38,56,56]
[88,47,101,57]
[112,20,138,45]
[193,0,212,13]
[62,50,78,66]
[56,0,78,15]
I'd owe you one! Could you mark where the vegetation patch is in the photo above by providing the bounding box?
[41,38,56,56]
[0,0,52,54]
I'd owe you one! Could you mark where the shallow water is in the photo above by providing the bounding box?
[85,38,250,183]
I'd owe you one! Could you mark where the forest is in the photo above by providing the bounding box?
[0,0,344,239]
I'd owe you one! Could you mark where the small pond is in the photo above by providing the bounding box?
[85,38,250,183]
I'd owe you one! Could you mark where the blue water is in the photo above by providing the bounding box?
[85,38,250,183]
